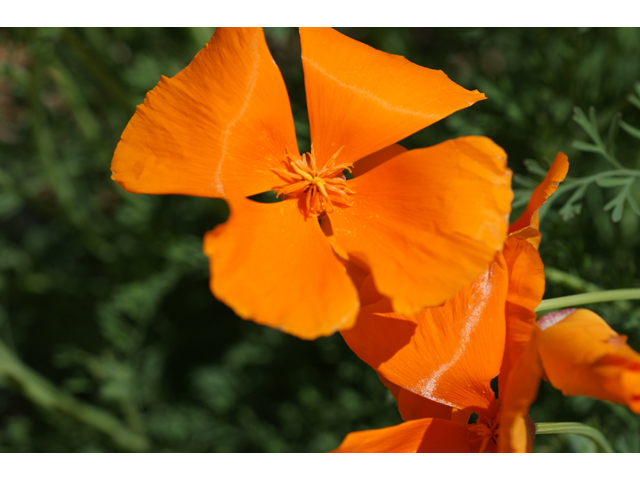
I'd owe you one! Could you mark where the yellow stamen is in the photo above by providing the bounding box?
[270,144,354,217]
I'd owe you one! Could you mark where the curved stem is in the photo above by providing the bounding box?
[535,422,614,453]
[536,288,640,313]
[0,337,149,452]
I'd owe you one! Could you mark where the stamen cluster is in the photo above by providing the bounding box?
[271,145,354,217]
[469,414,499,453]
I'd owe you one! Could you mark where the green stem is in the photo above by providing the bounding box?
[535,422,614,453]
[536,288,640,313]
[0,337,149,452]
[544,267,633,311]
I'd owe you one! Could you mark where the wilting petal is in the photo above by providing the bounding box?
[300,27,486,169]
[203,197,359,339]
[498,331,542,453]
[329,137,512,313]
[342,257,508,413]
[499,235,546,395]
[351,144,407,178]
[537,308,640,413]
[509,152,569,248]
[112,27,298,198]
[332,418,471,453]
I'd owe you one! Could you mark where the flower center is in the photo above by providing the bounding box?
[469,414,499,453]
[271,144,354,217]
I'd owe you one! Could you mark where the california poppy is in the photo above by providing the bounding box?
[334,153,559,452]
[111,27,513,339]
[337,152,640,452]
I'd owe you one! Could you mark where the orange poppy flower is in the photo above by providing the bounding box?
[335,153,564,452]
[110,27,513,339]
[336,151,640,452]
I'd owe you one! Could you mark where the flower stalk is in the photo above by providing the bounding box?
[536,288,640,313]
[534,422,614,453]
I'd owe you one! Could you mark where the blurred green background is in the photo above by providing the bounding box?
[1,27,640,452]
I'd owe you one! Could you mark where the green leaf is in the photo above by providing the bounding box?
[628,94,640,110]
[627,195,640,216]
[619,119,640,140]
[573,140,602,154]
[558,183,588,221]
[596,177,632,188]
[604,194,623,211]
[612,198,625,222]
[603,187,629,222]
[606,113,621,150]
[573,106,594,135]
[513,174,539,188]
[523,159,549,177]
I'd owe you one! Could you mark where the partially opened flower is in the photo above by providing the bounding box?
[537,308,640,413]
[111,27,513,339]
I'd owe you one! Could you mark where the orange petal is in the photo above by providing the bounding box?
[537,308,640,413]
[498,331,542,453]
[299,27,486,169]
[329,136,512,313]
[377,374,456,421]
[332,418,471,453]
[499,235,546,396]
[377,373,401,401]
[397,388,455,422]
[351,144,407,178]
[112,27,298,198]
[508,152,569,248]
[203,197,359,339]
[342,256,509,413]
[357,275,384,307]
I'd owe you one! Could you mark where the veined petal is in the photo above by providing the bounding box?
[299,27,486,169]
[112,27,298,198]
[329,137,512,313]
[498,331,541,453]
[509,152,569,248]
[332,418,471,453]
[203,197,359,339]
[342,257,509,413]
[537,308,640,413]
[499,235,546,396]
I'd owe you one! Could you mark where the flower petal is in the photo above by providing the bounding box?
[329,136,512,313]
[332,418,471,453]
[351,144,407,178]
[112,27,298,198]
[203,197,359,339]
[299,27,486,168]
[499,235,546,396]
[342,257,509,413]
[508,152,569,248]
[397,388,455,422]
[537,308,640,413]
[498,331,541,453]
